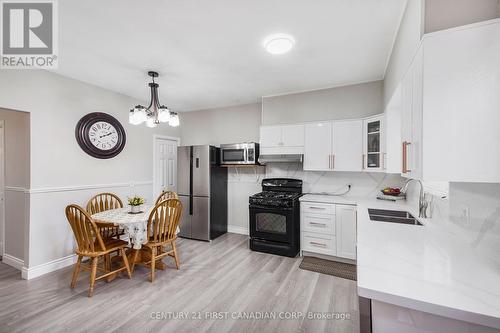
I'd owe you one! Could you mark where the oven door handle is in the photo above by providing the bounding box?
[249,204,293,211]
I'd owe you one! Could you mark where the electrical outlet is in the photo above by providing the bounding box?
[459,205,470,226]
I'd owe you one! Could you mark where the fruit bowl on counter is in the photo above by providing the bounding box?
[381,187,401,196]
[377,187,405,201]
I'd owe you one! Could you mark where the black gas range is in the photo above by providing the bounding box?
[248,178,302,257]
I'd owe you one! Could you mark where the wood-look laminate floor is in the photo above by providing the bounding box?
[0,234,359,333]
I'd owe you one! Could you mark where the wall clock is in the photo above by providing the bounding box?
[75,112,126,159]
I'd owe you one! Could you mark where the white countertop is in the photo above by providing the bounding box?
[300,194,500,329]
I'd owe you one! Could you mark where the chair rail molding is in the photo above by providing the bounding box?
[28,180,153,194]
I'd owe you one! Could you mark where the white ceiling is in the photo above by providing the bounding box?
[55,0,406,112]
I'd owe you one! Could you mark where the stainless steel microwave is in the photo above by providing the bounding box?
[220,143,259,165]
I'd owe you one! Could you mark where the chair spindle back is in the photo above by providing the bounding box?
[65,204,106,254]
[147,199,182,243]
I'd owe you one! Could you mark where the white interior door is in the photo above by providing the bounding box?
[153,136,179,199]
[0,121,4,257]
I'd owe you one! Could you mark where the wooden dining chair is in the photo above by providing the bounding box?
[155,190,179,205]
[139,198,182,282]
[86,193,125,240]
[65,204,131,297]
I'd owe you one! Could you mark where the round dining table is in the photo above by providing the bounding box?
[91,205,174,271]
[91,206,153,250]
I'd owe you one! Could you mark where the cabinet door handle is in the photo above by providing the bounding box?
[362,154,365,170]
[309,222,327,226]
[309,206,326,210]
[328,154,331,169]
[402,141,412,173]
[383,152,386,170]
[310,241,327,247]
[332,154,335,170]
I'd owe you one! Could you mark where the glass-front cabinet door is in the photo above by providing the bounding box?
[363,115,385,171]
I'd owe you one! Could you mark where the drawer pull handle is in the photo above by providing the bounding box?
[309,207,326,210]
[310,241,327,247]
[309,222,326,226]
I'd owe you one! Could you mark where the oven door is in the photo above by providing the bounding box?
[249,205,293,244]
[221,148,247,164]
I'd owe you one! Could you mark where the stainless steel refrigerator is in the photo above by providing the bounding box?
[177,145,228,241]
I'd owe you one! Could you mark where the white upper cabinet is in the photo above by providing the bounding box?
[260,124,304,154]
[363,115,385,172]
[304,122,332,171]
[422,22,500,182]
[282,124,305,148]
[400,46,423,179]
[260,126,282,148]
[333,120,363,172]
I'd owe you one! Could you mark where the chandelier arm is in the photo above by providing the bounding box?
[145,84,155,114]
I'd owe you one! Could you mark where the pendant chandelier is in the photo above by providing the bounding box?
[129,71,179,128]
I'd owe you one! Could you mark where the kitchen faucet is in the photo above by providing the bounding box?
[401,179,428,218]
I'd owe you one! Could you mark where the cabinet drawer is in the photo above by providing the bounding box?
[302,213,335,234]
[302,232,336,256]
[301,202,334,215]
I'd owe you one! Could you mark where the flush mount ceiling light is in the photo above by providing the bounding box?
[263,33,295,55]
[129,71,179,128]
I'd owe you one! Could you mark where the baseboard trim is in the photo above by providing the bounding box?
[227,225,249,235]
[2,253,25,270]
[21,254,77,280]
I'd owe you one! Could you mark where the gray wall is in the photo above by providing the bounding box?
[384,0,424,106]
[0,109,29,261]
[262,81,383,125]
[425,0,500,33]
[0,70,180,269]
[179,103,261,146]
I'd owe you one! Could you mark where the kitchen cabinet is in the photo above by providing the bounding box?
[335,204,357,260]
[300,200,356,260]
[333,120,363,172]
[363,115,385,172]
[260,124,304,155]
[304,120,365,172]
[400,46,423,180]
[304,122,332,171]
[394,21,500,183]
[422,22,500,182]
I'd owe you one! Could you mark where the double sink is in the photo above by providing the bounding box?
[368,209,423,226]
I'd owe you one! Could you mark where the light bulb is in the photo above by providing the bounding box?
[135,108,147,123]
[158,107,171,123]
[169,112,179,127]
[146,117,157,128]
[129,110,140,125]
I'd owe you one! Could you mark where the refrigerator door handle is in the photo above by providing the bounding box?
[189,146,194,215]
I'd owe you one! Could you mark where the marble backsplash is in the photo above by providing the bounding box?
[228,162,405,196]
[406,182,500,266]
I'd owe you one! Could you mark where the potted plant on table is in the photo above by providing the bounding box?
[128,196,145,214]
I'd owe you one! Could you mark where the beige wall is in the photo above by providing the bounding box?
[180,103,261,146]
[0,109,30,261]
[262,81,383,125]
[425,0,500,33]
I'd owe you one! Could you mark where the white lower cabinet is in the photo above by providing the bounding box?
[300,201,356,260]
[335,205,357,260]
